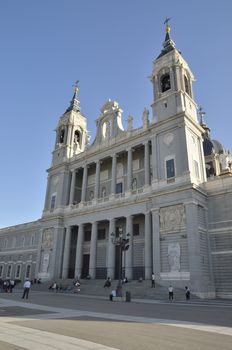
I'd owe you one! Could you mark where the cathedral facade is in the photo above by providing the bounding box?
[1,25,232,298]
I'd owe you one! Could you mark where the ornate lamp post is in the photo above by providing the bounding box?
[111,226,130,297]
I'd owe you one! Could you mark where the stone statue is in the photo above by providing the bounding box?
[127,115,133,131]
[168,243,181,272]
[219,154,230,171]
[142,108,149,129]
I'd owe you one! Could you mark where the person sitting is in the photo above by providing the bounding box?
[104,277,111,288]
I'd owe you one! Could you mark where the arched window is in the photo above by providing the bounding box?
[74,130,81,145]
[59,128,65,143]
[161,73,171,92]
[184,75,190,96]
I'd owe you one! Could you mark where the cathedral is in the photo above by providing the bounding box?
[0,24,232,298]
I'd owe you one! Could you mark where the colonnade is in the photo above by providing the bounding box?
[69,140,151,204]
[61,211,153,280]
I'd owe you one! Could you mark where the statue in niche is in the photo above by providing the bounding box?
[102,187,106,197]
[168,243,180,272]
[142,108,149,128]
[132,178,137,190]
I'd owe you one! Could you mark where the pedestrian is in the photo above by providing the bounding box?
[151,272,155,288]
[9,279,15,293]
[104,277,111,288]
[168,285,174,301]
[185,286,190,300]
[51,281,57,292]
[22,278,31,299]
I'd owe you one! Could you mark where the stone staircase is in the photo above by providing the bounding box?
[29,278,197,301]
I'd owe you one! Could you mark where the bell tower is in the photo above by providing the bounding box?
[151,21,197,124]
[52,83,88,166]
[151,21,206,187]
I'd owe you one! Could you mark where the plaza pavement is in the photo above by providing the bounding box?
[0,290,232,350]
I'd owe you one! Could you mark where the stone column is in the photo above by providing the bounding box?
[144,141,150,187]
[125,215,133,279]
[62,226,72,279]
[111,154,117,195]
[94,160,100,199]
[144,211,152,279]
[89,221,98,279]
[107,218,116,278]
[127,148,133,191]
[74,224,84,279]
[81,164,88,202]
[69,170,76,205]
[151,135,158,183]
[151,208,160,279]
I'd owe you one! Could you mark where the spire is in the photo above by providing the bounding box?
[199,106,210,136]
[65,81,81,113]
[157,18,176,59]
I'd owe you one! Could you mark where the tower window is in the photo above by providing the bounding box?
[50,194,56,210]
[59,128,65,143]
[161,74,171,92]
[166,159,175,178]
[74,130,81,145]
[184,75,190,96]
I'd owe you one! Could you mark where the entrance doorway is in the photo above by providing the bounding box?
[82,254,90,278]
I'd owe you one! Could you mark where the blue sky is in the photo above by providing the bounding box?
[0,0,231,228]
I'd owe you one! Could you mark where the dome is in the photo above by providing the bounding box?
[203,137,214,156]
[202,132,226,157]
[211,140,225,154]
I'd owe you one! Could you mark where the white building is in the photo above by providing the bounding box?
[1,24,232,298]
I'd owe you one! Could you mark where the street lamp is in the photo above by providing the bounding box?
[111,226,130,297]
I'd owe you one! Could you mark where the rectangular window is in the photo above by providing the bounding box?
[50,194,56,210]
[84,230,91,242]
[116,182,123,194]
[97,229,106,240]
[6,265,12,278]
[15,264,21,279]
[166,159,175,178]
[133,223,140,236]
[0,265,3,277]
[25,265,31,279]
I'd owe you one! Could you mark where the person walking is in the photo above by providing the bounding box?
[22,278,31,299]
[168,285,174,301]
[185,286,190,300]
[151,272,155,288]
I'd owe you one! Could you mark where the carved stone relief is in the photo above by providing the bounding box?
[42,228,54,249]
[160,204,186,232]
[168,242,180,272]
